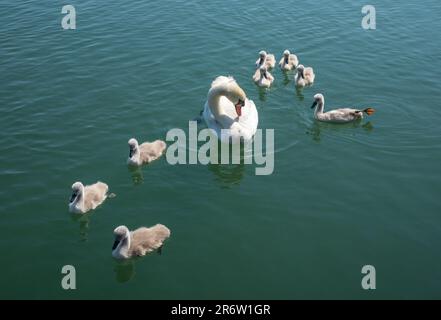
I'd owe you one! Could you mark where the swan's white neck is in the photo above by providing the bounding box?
[130,146,140,163]
[315,99,325,116]
[72,188,85,211]
[113,234,131,259]
[208,85,230,125]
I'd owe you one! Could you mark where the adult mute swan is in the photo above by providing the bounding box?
[295,64,315,87]
[253,66,274,88]
[311,93,376,123]
[69,181,109,214]
[255,50,276,69]
[279,50,298,71]
[127,138,166,166]
[112,224,171,259]
[202,76,258,143]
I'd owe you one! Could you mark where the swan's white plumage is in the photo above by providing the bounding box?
[68,181,108,214]
[127,138,166,166]
[112,224,171,260]
[278,50,299,71]
[202,76,258,143]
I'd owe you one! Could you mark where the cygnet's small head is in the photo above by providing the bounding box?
[311,93,324,109]
[70,182,84,203]
[283,50,290,57]
[128,138,139,158]
[112,225,130,250]
[259,50,267,58]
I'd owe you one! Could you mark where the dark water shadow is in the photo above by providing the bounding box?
[128,165,144,185]
[208,163,245,188]
[112,246,166,283]
[295,86,305,101]
[257,87,269,102]
[113,259,136,283]
[70,213,91,242]
[306,120,375,142]
[282,71,292,86]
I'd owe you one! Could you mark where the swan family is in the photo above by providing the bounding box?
[67,48,376,261]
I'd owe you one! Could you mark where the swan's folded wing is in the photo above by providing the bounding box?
[211,76,235,89]
[266,54,276,67]
[140,141,166,162]
[289,54,298,65]
[84,182,107,208]
[325,109,357,122]
[131,225,170,253]
[305,67,314,77]
[252,69,261,82]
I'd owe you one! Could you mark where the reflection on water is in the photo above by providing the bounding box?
[257,87,268,102]
[128,166,144,185]
[307,120,375,142]
[295,86,305,101]
[70,213,90,242]
[282,71,291,86]
[208,163,245,188]
[113,259,136,283]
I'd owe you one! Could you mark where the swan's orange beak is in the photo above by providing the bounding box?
[235,99,245,117]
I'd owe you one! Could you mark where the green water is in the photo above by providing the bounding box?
[1,0,440,299]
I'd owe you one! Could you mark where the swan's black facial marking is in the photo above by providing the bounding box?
[284,55,289,64]
[259,57,264,65]
[311,101,318,109]
[129,145,136,158]
[300,69,305,79]
[69,191,78,203]
[112,239,120,250]
[263,71,268,80]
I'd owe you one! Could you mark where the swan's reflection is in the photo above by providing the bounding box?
[307,120,375,142]
[113,259,136,283]
[70,213,90,242]
[128,165,144,185]
[362,121,374,131]
[282,71,291,86]
[208,162,245,188]
[295,86,305,101]
[257,87,268,102]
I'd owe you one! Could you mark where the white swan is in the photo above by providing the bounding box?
[279,50,298,71]
[255,50,276,69]
[253,66,274,88]
[69,181,109,214]
[202,76,258,143]
[311,93,376,123]
[127,138,166,166]
[295,64,315,87]
[112,224,171,259]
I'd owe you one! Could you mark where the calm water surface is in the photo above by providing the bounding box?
[0,0,440,299]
